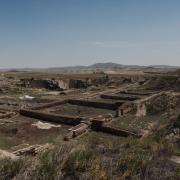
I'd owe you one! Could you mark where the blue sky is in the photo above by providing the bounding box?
[0,0,180,68]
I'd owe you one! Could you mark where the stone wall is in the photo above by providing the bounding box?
[100,94,140,101]
[20,109,82,125]
[68,99,117,110]
[91,119,140,137]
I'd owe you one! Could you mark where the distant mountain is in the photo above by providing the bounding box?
[1,62,179,72]
[48,62,145,71]
[89,62,123,68]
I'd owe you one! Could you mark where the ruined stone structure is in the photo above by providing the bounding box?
[20,96,141,139]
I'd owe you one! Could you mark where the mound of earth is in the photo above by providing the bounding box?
[145,76,180,91]
[146,92,178,115]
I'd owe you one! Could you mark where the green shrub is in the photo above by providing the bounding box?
[117,142,151,178]
[64,150,96,172]
[116,136,175,178]
[63,149,107,179]
[38,151,57,180]
[0,158,23,180]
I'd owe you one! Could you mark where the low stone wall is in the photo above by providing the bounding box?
[100,94,139,101]
[120,90,156,96]
[30,98,123,113]
[68,99,117,110]
[99,126,140,137]
[20,109,82,125]
[91,119,140,137]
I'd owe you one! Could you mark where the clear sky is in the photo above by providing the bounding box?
[1,0,180,68]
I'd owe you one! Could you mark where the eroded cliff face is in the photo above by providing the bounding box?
[20,78,69,90]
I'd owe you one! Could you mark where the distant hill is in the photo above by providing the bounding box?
[48,62,146,71]
[1,62,179,72]
[48,62,179,71]
[89,62,123,68]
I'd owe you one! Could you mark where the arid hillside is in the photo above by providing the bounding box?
[0,69,180,180]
